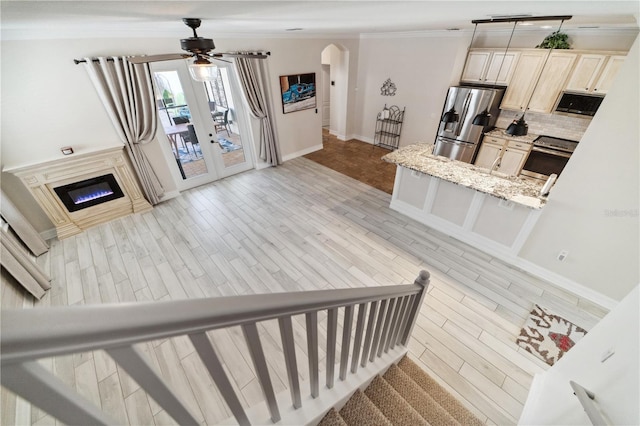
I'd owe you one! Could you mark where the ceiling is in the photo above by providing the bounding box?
[1,1,639,40]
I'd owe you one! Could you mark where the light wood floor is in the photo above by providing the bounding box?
[1,157,608,425]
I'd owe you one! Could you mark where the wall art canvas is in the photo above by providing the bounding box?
[279,73,316,114]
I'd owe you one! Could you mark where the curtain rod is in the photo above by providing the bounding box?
[74,51,270,65]
[73,58,115,64]
[472,15,572,24]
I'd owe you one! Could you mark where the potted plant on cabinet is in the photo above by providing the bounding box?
[536,31,571,49]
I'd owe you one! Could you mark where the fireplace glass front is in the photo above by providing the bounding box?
[54,174,125,212]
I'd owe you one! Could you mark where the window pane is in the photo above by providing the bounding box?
[154,71,208,179]
[205,68,246,168]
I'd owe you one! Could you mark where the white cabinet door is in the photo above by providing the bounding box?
[593,55,626,94]
[500,50,548,111]
[461,50,519,84]
[499,148,528,176]
[484,52,519,85]
[474,142,504,169]
[527,52,577,113]
[461,50,492,83]
[565,54,608,93]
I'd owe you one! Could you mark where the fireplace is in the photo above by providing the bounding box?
[4,145,152,239]
[54,174,125,212]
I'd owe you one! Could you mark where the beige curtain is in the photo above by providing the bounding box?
[82,57,164,204]
[235,55,281,166]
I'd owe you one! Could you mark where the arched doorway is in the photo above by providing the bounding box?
[320,43,349,140]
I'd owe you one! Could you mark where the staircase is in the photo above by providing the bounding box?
[319,356,483,426]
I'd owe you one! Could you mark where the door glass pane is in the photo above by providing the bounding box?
[204,68,246,168]
[154,71,208,180]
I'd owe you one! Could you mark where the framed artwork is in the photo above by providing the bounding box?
[279,73,316,114]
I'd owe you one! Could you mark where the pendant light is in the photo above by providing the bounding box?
[506,19,567,136]
[473,21,518,126]
[441,107,459,123]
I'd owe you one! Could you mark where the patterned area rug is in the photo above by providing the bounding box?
[516,304,587,366]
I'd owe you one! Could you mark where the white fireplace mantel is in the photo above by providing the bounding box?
[4,146,152,239]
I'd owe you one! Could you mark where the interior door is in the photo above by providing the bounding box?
[151,60,254,191]
[321,64,331,127]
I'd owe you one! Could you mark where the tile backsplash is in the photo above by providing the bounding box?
[496,110,592,141]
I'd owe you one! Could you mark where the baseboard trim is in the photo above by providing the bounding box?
[282,144,323,162]
[328,130,348,141]
[353,134,374,144]
[39,228,57,242]
[159,190,180,202]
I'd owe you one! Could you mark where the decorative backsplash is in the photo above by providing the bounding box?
[496,110,592,141]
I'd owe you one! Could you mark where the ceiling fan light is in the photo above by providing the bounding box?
[188,61,218,82]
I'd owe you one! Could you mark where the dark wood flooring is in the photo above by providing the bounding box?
[303,130,397,194]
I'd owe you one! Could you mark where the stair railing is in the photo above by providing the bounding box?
[570,380,608,426]
[1,270,430,425]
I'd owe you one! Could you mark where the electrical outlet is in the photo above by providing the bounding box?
[557,250,569,261]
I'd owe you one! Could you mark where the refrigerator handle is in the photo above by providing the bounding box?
[455,92,472,136]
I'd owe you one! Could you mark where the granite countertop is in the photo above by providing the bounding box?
[484,129,539,144]
[383,143,547,209]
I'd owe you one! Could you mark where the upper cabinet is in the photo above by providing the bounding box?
[591,55,626,94]
[499,50,548,111]
[461,49,520,85]
[527,52,578,113]
[564,53,626,94]
[461,48,627,115]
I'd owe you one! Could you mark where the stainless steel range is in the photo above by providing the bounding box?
[520,135,579,181]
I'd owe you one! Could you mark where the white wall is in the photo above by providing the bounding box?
[519,34,640,301]
[352,32,469,146]
[519,285,639,425]
[1,35,360,232]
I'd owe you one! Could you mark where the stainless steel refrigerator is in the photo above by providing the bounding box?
[433,86,504,163]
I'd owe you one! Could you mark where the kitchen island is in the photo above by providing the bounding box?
[383,143,547,257]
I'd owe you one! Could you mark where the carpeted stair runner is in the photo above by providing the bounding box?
[318,355,483,426]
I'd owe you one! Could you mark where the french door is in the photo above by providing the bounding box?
[151,60,254,192]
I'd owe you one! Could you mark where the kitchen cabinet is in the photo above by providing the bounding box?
[592,55,626,94]
[500,140,531,176]
[565,54,607,93]
[474,137,504,169]
[475,135,532,176]
[500,50,548,111]
[527,52,578,113]
[461,49,519,85]
[564,53,626,94]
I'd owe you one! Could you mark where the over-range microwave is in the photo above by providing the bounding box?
[554,92,604,117]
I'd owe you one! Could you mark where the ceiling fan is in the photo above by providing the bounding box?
[128,18,269,81]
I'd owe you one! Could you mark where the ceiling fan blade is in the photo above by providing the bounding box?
[128,53,191,64]
[219,52,269,59]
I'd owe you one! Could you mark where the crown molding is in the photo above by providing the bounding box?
[2,24,636,42]
[0,27,361,41]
